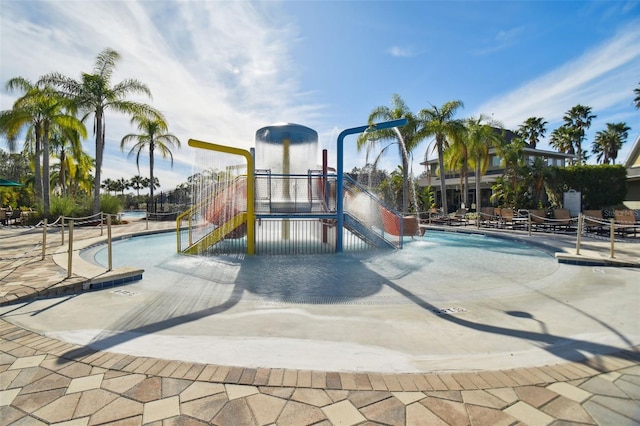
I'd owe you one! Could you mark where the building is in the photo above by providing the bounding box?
[623,134,640,210]
[417,131,574,212]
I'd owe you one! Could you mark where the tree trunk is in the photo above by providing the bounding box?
[42,122,50,217]
[93,111,104,215]
[34,125,43,208]
[475,162,482,211]
[437,137,448,215]
[149,144,155,213]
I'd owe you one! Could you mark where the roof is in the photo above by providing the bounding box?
[624,133,640,169]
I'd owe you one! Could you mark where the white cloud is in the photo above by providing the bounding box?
[1,1,325,189]
[474,26,525,56]
[386,46,416,58]
[475,20,640,135]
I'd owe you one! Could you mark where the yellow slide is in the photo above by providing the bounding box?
[183,212,247,255]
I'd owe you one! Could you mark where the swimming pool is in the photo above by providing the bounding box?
[118,210,147,220]
[83,230,558,304]
[6,229,635,373]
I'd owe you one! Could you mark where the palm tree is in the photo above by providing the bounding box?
[634,83,640,109]
[592,122,631,164]
[418,100,465,215]
[49,128,90,197]
[115,177,130,196]
[101,178,115,195]
[120,113,181,212]
[464,115,504,211]
[129,175,146,197]
[549,125,576,159]
[562,104,596,165]
[357,94,422,213]
[493,138,526,207]
[41,47,158,214]
[517,117,547,149]
[443,129,469,207]
[1,78,86,216]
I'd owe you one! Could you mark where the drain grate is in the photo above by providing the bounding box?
[431,307,467,315]
[111,289,138,297]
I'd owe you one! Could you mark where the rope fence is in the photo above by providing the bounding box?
[1,210,183,278]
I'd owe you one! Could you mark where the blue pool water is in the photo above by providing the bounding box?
[119,210,147,220]
[82,230,558,304]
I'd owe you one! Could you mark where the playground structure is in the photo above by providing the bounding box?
[177,120,414,255]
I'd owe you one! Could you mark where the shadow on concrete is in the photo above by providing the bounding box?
[57,253,637,370]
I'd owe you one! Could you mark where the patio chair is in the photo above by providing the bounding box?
[527,209,548,231]
[551,209,574,232]
[478,207,497,227]
[0,208,6,225]
[448,208,468,226]
[582,210,605,234]
[499,208,515,229]
[614,209,639,237]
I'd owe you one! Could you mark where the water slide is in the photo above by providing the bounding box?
[182,178,248,255]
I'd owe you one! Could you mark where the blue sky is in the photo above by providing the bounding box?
[1,0,639,192]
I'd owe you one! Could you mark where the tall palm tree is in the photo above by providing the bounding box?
[357,94,422,213]
[549,125,576,159]
[129,175,146,197]
[592,122,631,164]
[41,48,158,214]
[101,178,115,195]
[443,129,469,207]
[120,113,181,212]
[517,117,547,149]
[1,78,85,215]
[49,128,91,197]
[464,115,504,211]
[562,104,596,165]
[634,83,640,109]
[418,100,465,215]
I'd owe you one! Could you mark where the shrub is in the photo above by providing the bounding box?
[100,194,122,216]
[49,196,80,218]
[545,165,627,210]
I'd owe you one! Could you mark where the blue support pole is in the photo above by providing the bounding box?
[335,118,408,252]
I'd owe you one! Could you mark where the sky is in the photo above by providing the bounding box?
[1,0,639,193]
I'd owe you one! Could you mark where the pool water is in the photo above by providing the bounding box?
[118,210,147,220]
[83,230,558,305]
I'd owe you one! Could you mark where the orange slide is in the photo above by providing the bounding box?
[203,179,248,238]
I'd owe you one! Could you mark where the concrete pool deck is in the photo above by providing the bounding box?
[0,219,638,424]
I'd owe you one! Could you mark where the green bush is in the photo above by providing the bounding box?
[545,165,627,210]
[49,196,81,218]
[100,194,122,216]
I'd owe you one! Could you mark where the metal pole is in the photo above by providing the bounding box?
[67,220,74,278]
[575,213,583,255]
[336,118,407,252]
[42,218,47,260]
[528,213,532,237]
[100,213,104,236]
[146,212,149,230]
[610,219,615,258]
[107,214,113,271]
[61,217,64,246]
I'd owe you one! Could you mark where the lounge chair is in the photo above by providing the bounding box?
[614,209,639,237]
[478,207,497,227]
[582,209,605,234]
[499,208,515,228]
[551,209,574,232]
[527,209,548,231]
[448,208,468,226]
